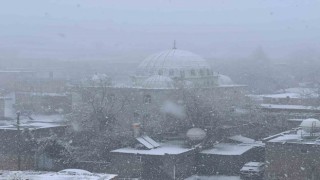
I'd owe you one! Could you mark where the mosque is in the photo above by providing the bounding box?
[81,44,248,136]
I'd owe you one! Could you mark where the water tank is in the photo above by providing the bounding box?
[300,118,320,133]
[186,128,206,141]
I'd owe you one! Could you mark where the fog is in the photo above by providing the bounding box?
[2,1,320,179]
[0,0,319,60]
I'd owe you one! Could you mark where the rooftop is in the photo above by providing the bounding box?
[261,104,320,111]
[228,135,255,143]
[0,170,117,180]
[0,114,66,130]
[265,129,320,145]
[200,142,263,156]
[111,140,193,155]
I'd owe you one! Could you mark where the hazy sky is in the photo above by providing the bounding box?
[0,0,319,60]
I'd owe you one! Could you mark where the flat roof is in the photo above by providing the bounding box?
[266,130,320,145]
[0,170,117,180]
[261,104,320,111]
[200,143,263,156]
[111,140,193,155]
[228,135,255,143]
[0,114,66,130]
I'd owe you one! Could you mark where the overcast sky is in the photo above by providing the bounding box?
[0,0,319,60]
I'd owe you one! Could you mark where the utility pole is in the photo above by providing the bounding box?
[16,111,21,170]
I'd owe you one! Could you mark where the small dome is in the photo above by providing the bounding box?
[136,49,212,78]
[142,75,174,89]
[186,128,206,141]
[300,118,320,133]
[218,74,234,85]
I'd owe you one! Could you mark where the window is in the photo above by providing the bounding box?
[143,94,151,104]
[137,155,142,162]
[158,69,163,75]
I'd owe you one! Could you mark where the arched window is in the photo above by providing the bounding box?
[143,94,151,104]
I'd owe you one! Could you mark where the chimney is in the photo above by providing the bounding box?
[132,123,141,138]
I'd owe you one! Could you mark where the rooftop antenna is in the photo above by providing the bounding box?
[173,40,177,49]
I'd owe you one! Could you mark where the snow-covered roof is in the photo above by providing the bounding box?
[285,87,318,97]
[141,75,174,89]
[0,114,66,130]
[111,140,193,155]
[228,135,255,143]
[261,93,300,99]
[260,87,319,99]
[217,74,234,86]
[266,129,320,144]
[16,92,69,97]
[200,143,261,155]
[261,104,320,111]
[0,170,117,180]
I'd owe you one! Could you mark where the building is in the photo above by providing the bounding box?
[264,118,320,180]
[15,92,72,114]
[110,140,196,180]
[75,47,249,136]
[0,115,67,170]
[197,141,264,175]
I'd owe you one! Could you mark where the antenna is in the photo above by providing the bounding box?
[173,40,177,49]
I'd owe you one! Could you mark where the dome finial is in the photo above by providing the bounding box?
[173,40,177,49]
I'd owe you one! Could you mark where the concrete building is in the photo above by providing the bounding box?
[110,140,196,180]
[15,92,72,114]
[0,115,67,170]
[264,119,320,180]
[197,142,264,175]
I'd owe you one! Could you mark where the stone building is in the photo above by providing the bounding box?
[75,47,249,136]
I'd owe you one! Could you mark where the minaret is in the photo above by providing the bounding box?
[173,40,177,49]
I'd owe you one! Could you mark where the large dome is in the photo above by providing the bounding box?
[136,49,213,78]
